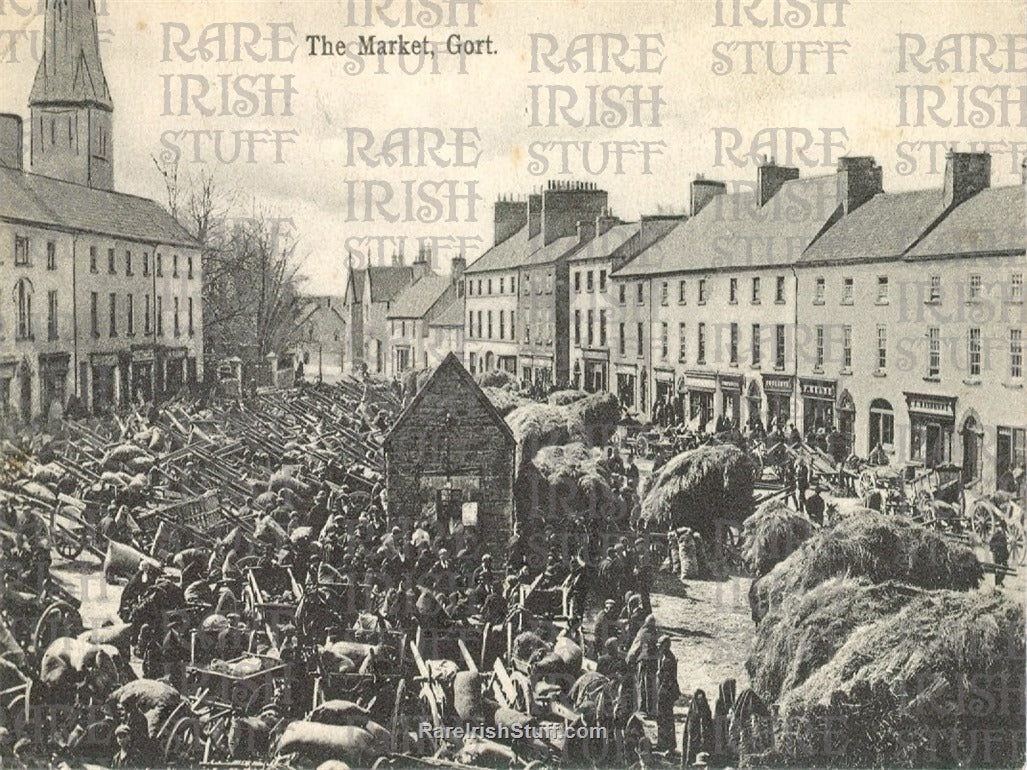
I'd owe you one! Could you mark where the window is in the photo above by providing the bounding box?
[545,273,553,293]
[698,278,708,304]
[729,323,739,365]
[729,277,738,304]
[1012,329,1023,379]
[487,310,493,339]
[928,327,940,378]
[842,325,852,369]
[157,296,163,336]
[478,279,483,295]
[678,322,687,362]
[587,310,595,346]
[678,280,687,304]
[587,271,594,293]
[499,277,504,294]
[599,270,607,292]
[499,310,505,340]
[841,277,853,304]
[476,311,482,339]
[126,294,134,336]
[125,250,133,276]
[14,235,29,265]
[174,296,181,336]
[814,277,825,303]
[511,276,516,294]
[15,279,32,339]
[90,292,99,337]
[876,275,889,303]
[929,275,941,302]
[697,323,707,364]
[752,324,761,366]
[574,272,581,293]
[618,323,626,355]
[108,293,117,336]
[574,310,581,345]
[599,310,607,347]
[1011,273,1023,302]
[108,248,115,274]
[969,274,981,300]
[636,322,644,357]
[467,310,473,338]
[775,325,785,369]
[143,252,150,277]
[188,298,194,336]
[46,241,56,270]
[487,278,492,295]
[156,253,163,277]
[510,310,515,338]
[636,282,644,305]
[47,290,58,340]
[89,246,98,273]
[144,294,151,335]
[996,427,1026,486]
[187,256,194,279]
[173,254,179,278]
[522,276,529,295]
[968,327,981,377]
[617,284,626,304]
[661,282,668,306]
[775,275,785,303]
[661,322,669,360]
[815,325,825,369]
[869,398,895,449]
[877,326,887,371]
[752,277,761,304]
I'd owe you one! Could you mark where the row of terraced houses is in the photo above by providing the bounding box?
[346,153,1026,494]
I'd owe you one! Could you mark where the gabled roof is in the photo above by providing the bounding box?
[367,265,415,302]
[297,296,346,326]
[384,352,516,448]
[387,273,451,319]
[800,190,945,265]
[464,226,539,274]
[428,295,465,327]
[568,223,639,263]
[0,167,196,247]
[615,174,844,277]
[524,234,583,267]
[905,185,1026,259]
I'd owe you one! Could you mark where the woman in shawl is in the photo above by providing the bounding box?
[682,688,713,766]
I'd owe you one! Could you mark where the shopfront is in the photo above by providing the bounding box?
[686,372,715,430]
[837,389,856,457]
[720,374,742,428]
[38,353,69,417]
[91,352,119,411]
[165,348,187,395]
[905,392,956,469]
[762,374,793,430]
[0,359,17,420]
[800,378,836,434]
[583,352,609,394]
[616,368,637,409]
[745,380,763,428]
[131,347,155,404]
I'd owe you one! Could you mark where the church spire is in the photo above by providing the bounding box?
[30,0,113,111]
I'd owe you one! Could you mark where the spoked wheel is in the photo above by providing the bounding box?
[32,601,82,656]
[636,436,650,459]
[1005,504,1025,567]
[857,470,877,499]
[54,529,84,560]
[969,499,998,541]
[164,715,201,764]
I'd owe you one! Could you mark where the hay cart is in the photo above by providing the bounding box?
[243,566,303,649]
[968,491,1026,567]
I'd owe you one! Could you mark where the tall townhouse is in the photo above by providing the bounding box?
[613,158,883,429]
[569,215,682,396]
[798,151,1025,492]
[387,249,464,376]
[0,0,201,421]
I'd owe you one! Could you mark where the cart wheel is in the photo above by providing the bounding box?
[636,436,650,459]
[857,471,876,498]
[54,530,84,560]
[968,499,997,541]
[244,681,275,715]
[165,715,200,763]
[1006,509,1025,567]
[32,601,82,655]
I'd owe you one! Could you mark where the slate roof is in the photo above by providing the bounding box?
[429,295,465,327]
[567,224,637,263]
[0,167,196,247]
[906,185,1026,259]
[387,273,451,319]
[800,190,945,264]
[366,265,415,302]
[524,234,582,267]
[615,174,844,277]
[463,226,539,274]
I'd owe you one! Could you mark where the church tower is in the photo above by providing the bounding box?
[29,0,114,189]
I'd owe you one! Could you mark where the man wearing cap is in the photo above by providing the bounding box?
[805,485,826,527]
[655,635,681,753]
[592,598,619,657]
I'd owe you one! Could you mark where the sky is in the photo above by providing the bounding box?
[1,0,1024,293]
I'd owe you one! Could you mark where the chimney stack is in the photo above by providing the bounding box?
[392,240,406,267]
[451,251,466,291]
[494,196,527,246]
[527,193,543,240]
[944,151,991,209]
[412,241,433,278]
[0,114,23,171]
[576,219,596,244]
[836,156,883,214]
[595,208,620,237]
[540,181,608,245]
[690,175,727,216]
[756,159,800,207]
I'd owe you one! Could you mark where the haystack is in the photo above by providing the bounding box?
[506,403,573,470]
[747,577,924,704]
[567,391,621,446]
[476,369,519,390]
[548,389,588,406]
[750,514,982,623]
[482,387,531,417]
[774,590,1025,768]
[739,500,814,577]
[637,444,755,539]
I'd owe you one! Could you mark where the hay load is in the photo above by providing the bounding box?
[773,590,1025,768]
[747,577,924,704]
[567,391,621,446]
[548,389,588,406]
[750,514,982,623]
[739,500,814,577]
[637,445,755,539]
[476,369,519,390]
[482,387,531,417]
[507,403,573,471]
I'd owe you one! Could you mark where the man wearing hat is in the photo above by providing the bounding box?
[592,598,620,657]
[655,634,681,753]
[805,484,826,527]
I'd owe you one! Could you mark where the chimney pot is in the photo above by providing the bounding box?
[944,151,991,209]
